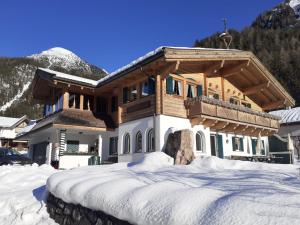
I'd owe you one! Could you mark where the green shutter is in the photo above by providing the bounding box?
[251,139,257,155]
[232,137,236,151]
[240,137,244,151]
[216,135,224,159]
[166,76,173,94]
[197,85,203,96]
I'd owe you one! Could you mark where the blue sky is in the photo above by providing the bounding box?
[0,0,282,72]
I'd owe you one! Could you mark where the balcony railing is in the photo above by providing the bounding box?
[185,96,280,129]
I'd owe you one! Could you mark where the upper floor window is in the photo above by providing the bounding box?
[241,101,251,109]
[229,97,239,105]
[111,96,118,112]
[123,86,137,103]
[84,95,94,111]
[166,76,182,96]
[186,83,196,98]
[135,131,142,153]
[123,133,130,154]
[141,77,155,97]
[69,93,80,109]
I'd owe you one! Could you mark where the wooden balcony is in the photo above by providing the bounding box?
[185,96,280,136]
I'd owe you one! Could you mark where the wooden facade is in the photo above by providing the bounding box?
[32,47,295,137]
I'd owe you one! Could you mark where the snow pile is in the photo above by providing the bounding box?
[47,152,300,225]
[0,164,57,225]
[0,81,31,112]
[270,107,300,124]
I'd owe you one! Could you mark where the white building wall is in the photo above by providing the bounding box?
[59,155,93,169]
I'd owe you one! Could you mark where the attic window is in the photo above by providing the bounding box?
[69,93,80,109]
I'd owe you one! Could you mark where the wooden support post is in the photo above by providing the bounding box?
[63,91,69,109]
[80,94,84,110]
[156,74,161,115]
[118,87,123,124]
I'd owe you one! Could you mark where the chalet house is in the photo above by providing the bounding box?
[0,115,33,151]
[18,47,295,169]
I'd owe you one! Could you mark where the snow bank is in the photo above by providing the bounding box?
[0,164,57,225]
[47,153,300,225]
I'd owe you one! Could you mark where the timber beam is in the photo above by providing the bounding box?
[242,81,270,95]
[262,100,286,111]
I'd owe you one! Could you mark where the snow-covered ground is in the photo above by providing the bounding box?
[48,152,300,225]
[0,164,57,225]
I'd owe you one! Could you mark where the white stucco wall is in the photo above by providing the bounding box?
[59,155,93,169]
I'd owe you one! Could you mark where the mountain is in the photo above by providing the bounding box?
[194,0,300,106]
[0,47,107,119]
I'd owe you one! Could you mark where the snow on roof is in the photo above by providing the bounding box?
[0,116,27,128]
[40,46,242,87]
[38,68,98,86]
[96,46,241,85]
[47,152,300,225]
[270,107,300,124]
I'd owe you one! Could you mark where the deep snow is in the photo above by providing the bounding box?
[0,164,57,225]
[47,152,300,225]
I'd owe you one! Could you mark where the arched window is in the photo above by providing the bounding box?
[123,133,130,154]
[135,131,142,153]
[147,129,155,152]
[196,131,205,152]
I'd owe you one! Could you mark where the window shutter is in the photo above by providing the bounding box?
[197,85,203,96]
[123,87,129,103]
[166,76,173,94]
[232,137,236,151]
[148,77,155,94]
[240,137,244,151]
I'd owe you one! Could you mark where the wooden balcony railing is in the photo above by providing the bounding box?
[185,96,280,130]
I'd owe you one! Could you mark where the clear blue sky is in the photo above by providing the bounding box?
[0,0,282,72]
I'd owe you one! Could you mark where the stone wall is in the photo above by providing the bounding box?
[47,193,132,225]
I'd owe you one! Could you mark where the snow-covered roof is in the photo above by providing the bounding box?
[96,46,241,85]
[270,107,300,124]
[38,68,98,86]
[0,115,28,128]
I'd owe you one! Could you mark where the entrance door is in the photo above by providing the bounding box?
[210,135,216,156]
[32,142,48,165]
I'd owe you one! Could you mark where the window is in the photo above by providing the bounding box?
[130,86,137,101]
[232,137,244,151]
[123,86,137,103]
[109,137,118,155]
[208,91,220,100]
[166,76,182,96]
[186,84,196,98]
[84,95,94,110]
[111,96,118,112]
[147,129,155,152]
[43,103,53,117]
[69,93,80,109]
[141,77,155,97]
[241,102,251,109]
[123,133,130,154]
[135,131,142,153]
[196,131,205,152]
[66,140,79,153]
[229,97,239,105]
[55,94,63,112]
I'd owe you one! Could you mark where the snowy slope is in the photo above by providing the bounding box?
[47,152,300,225]
[0,164,57,225]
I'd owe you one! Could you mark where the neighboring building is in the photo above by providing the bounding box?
[18,47,295,169]
[0,115,32,151]
[269,107,300,163]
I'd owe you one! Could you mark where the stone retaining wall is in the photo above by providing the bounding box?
[47,193,132,225]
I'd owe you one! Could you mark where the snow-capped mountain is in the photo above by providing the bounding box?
[0,48,107,118]
[289,0,300,18]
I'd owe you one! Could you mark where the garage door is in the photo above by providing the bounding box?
[32,142,48,165]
